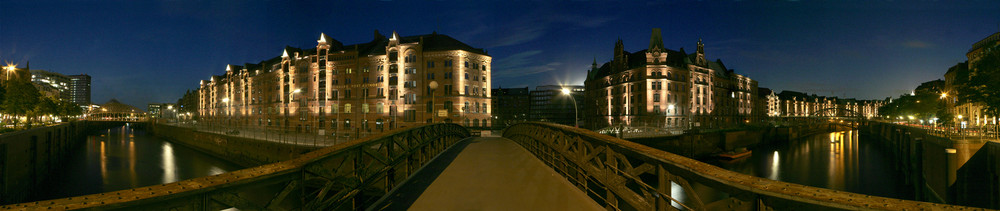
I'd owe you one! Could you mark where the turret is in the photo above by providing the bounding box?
[649,28,664,53]
[696,39,707,66]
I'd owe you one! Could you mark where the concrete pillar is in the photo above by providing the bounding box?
[945,148,958,203]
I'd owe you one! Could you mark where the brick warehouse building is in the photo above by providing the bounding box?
[199,31,492,137]
[584,28,757,131]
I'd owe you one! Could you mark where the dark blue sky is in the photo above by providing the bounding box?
[2,1,998,108]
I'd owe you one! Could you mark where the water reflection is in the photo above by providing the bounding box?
[28,125,244,202]
[679,130,915,208]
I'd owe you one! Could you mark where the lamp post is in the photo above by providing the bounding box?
[429,81,438,124]
[561,88,578,128]
[4,63,16,81]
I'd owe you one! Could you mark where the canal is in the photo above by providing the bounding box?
[27,124,244,202]
[677,130,915,206]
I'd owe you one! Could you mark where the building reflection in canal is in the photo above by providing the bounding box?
[27,124,243,202]
[668,130,915,209]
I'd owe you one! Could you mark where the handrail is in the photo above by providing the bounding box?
[503,122,978,210]
[2,123,470,210]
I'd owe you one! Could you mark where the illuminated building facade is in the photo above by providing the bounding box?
[198,31,492,136]
[583,28,757,130]
[768,90,884,119]
[30,69,70,100]
[948,32,999,127]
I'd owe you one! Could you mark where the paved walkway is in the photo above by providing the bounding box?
[394,137,602,210]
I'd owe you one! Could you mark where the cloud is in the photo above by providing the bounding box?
[492,50,564,77]
[902,40,933,48]
[480,9,616,48]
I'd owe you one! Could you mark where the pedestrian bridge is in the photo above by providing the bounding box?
[2,123,967,210]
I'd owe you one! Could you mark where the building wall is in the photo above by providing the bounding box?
[69,74,92,105]
[198,31,492,136]
[583,28,757,130]
[491,87,530,129]
[529,85,583,126]
[30,69,71,101]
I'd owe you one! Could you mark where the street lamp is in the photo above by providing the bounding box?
[4,62,18,81]
[561,88,578,128]
[940,92,948,99]
[429,81,438,124]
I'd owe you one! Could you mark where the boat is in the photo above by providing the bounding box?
[718,147,752,159]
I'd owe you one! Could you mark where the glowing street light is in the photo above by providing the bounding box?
[940,92,948,99]
[4,61,18,81]
[222,98,230,103]
[561,88,579,127]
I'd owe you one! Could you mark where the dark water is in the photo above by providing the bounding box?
[28,124,244,201]
[706,130,913,199]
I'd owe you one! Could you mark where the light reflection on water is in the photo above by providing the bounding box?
[28,125,244,202]
[668,130,915,209]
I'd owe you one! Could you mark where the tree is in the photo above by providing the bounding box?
[57,100,82,121]
[33,97,59,123]
[961,45,1000,120]
[1,80,40,128]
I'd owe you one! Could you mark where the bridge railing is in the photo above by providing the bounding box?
[1,123,470,210]
[503,122,965,210]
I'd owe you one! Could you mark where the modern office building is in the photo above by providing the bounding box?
[30,69,71,100]
[529,85,583,127]
[148,103,177,120]
[491,87,530,129]
[69,74,92,105]
[583,28,757,130]
[198,31,492,136]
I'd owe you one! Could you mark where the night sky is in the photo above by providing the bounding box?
[2,1,998,108]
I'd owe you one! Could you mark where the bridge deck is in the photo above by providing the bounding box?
[382,137,602,210]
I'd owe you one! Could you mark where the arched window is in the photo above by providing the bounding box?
[345,104,352,113]
[474,119,480,127]
[331,103,338,113]
[464,102,470,113]
[362,104,369,113]
[465,119,471,126]
[376,103,384,114]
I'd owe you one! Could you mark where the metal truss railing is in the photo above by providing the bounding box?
[1,123,470,210]
[503,122,967,211]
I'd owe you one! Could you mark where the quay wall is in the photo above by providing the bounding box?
[0,121,127,205]
[863,122,999,209]
[148,123,317,168]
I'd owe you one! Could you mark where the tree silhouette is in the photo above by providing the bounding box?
[961,45,1000,119]
[2,80,41,128]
